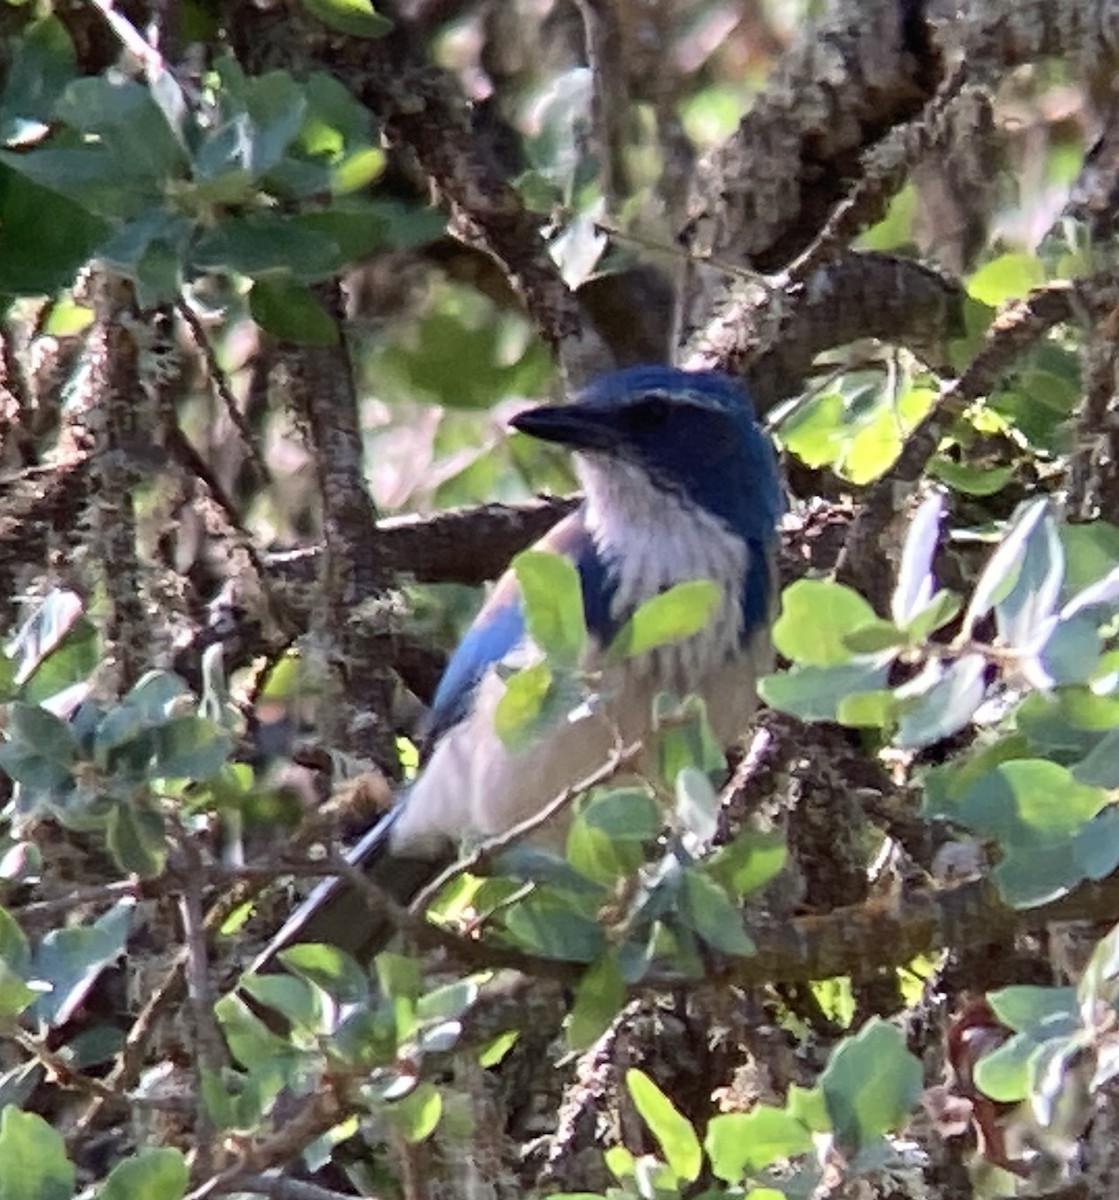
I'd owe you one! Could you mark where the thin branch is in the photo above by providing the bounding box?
[836,269,1119,599]
[174,836,226,1176]
[177,301,271,486]
[408,740,643,915]
[76,948,189,1133]
[184,1089,346,1199]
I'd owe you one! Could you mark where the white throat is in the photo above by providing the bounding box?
[576,452,750,686]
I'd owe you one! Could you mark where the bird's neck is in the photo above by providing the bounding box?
[576,455,753,676]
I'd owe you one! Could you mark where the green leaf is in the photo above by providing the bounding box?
[4,703,77,762]
[820,1018,921,1153]
[1063,522,1119,597]
[0,909,31,977]
[971,1034,1032,1103]
[386,1081,442,1142]
[279,942,369,1005]
[654,694,727,782]
[581,787,661,842]
[626,1068,703,1184]
[0,1107,74,1200]
[106,802,167,877]
[152,716,232,780]
[376,951,423,1000]
[496,843,604,894]
[842,620,906,654]
[952,760,1111,907]
[1073,729,1119,788]
[191,214,340,281]
[0,19,77,144]
[607,580,720,662]
[705,1107,813,1182]
[967,252,1044,306]
[902,590,962,640]
[706,825,787,897]
[567,951,625,1050]
[96,1147,188,1200]
[55,75,186,181]
[786,1083,831,1132]
[567,788,658,884]
[214,992,296,1070]
[31,900,134,1026]
[239,972,320,1030]
[0,962,40,1019]
[773,580,879,666]
[302,0,393,37]
[502,894,605,962]
[928,457,1015,496]
[835,689,898,728]
[986,985,1079,1035]
[759,660,890,722]
[677,870,754,955]
[493,661,552,750]
[249,278,339,345]
[416,978,478,1024]
[513,549,587,666]
[478,1030,519,1067]
[839,386,936,484]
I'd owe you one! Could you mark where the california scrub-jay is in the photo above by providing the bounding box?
[252,365,782,971]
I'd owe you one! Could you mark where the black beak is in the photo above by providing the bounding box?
[509,403,619,452]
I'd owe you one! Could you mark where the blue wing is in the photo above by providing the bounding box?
[421,509,617,753]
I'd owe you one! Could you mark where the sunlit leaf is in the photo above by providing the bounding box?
[773,580,878,666]
[567,951,625,1050]
[0,1107,74,1200]
[607,580,720,663]
[626,1068,702,1184]
[760,660,891,722]
[386,1081,442,1142]
[96,1147,188,1200]
[513,550,586,666]
[280,942,369,1005]
[705,1106,813,1182]
[302,0,393,37]
[820,1018,921,1153]
[677,870,754,956]
[967,252,1044,306]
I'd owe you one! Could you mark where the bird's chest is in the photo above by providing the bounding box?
[597,512,751,693]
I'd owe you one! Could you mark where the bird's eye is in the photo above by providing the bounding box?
[624,394,671,430]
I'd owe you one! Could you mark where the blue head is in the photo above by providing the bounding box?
[510,365,783,546]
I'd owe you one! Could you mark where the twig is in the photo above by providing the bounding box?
[75,948,189,1132]
[176,300,271,485]
[235,1177,362,1200]
[184,1089,345,1198]
[9,1027,121,1103]
[408,740,643,915]
[175,836,226,1176]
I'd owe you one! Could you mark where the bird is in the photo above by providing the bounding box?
[249,364,783,974]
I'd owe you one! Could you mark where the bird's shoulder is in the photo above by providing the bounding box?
[420,508,616,752]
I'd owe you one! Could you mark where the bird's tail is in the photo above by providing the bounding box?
[247,806,450,975]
